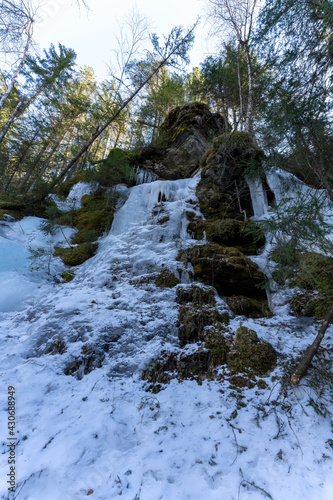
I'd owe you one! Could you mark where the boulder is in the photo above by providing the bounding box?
[177,243,267,299]
[133,102,228,180]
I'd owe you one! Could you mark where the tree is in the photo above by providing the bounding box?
[0,0,36,112]
[206,0,259,136]
[254,0,333,195]
[0,43,76,146]
[48,24,196,191]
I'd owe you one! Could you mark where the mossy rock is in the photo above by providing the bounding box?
[55,189,116,243]
[61,270,75,282]
[176,285,216,307]
[225,295,272,318]
[71,228,99,244]
[282,251,333,319]
[0,193,52,219]
[155,268,180,288]
[55,173,82,197]
[200,131,266,175]
[158,102,227,147]
[177,243,267,299]
[227,326,277,376]
[132,103,228,180]
[197,219,264,254]
[142,349,213,386]
[54,242,98,267]
[290,291,329,320]
[196,131,267,221]
[178,304,229,346]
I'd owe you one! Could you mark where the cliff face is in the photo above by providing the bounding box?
[136,103,269,318]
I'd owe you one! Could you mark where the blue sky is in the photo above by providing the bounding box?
[33,0,216,79]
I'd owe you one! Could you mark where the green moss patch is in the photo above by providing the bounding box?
[155,268,180,288]
[176,285,216,307]
[54,242,98,267]
[61,270,75,282]
[177,243,267,299]
[225,295,272,318]
[227,326,277,376]
[178,304,229,346]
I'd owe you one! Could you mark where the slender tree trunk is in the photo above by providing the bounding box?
[28,133,67,192]
[0,83,47,146]
[4,129,39,191]
[0,21,33,113]
[18,142,50,191]
[244,43,255,137]
[0,98,24,144]
[291,304,333,384]
[237,44,244,131]
[103,128,113,159]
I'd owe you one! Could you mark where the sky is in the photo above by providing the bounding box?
[32,0,218,79]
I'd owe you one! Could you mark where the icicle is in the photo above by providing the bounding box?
[246,177,269,217]
[135,167,159,185]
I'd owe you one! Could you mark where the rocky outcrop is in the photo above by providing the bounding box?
[197,131,266,220]
[133,102,229,180]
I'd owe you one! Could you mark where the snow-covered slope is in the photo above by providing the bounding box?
[0,173,333,500]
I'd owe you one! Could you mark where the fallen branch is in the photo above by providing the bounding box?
[291,303,333,384]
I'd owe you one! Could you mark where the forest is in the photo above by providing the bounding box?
[0,0,331,198]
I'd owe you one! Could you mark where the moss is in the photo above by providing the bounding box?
[61,270,75,282]
[178,305,229,346]
[201,131,266,174]
[177,243,267,298]
[55,174,82,197]
[176,285,216,307]
[198,219,265,254]
[56,189,116,243]
[155,268,180,288]
[54,242,98,267]
[71,228,99,244]
[158,102,226,148]
[286,252,333,319]
[225,295,272,318]
[227,326,277,376]
[83,148,134,188]
[205,329,230,366]
[290,291,329,320]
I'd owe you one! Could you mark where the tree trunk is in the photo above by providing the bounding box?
[291,304,333,384]
[237,44,244,131]
[0,83,47,146]
[0,98,24,144]
[28,133,67,192]
[4,129,39,191]
[244,43,255,138]
[18,140,50,191]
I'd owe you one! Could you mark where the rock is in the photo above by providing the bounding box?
[227,326,277,375]
[133,102,228,180]
[177,243,267,299]
[194,218,265,255]
[176,284,216,307]
[224,295,272,318]
[197,131,266,220]
[178,304,229,346]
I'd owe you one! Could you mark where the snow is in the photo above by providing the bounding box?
[0,174,333,499]
[0,217,75,312]
[52,182,97,212]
